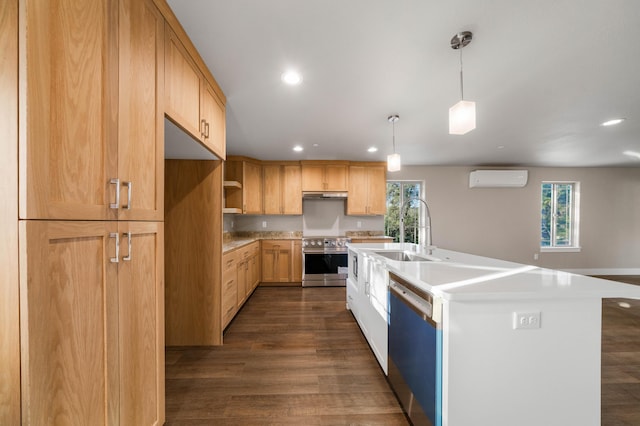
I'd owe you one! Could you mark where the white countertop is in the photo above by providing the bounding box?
[348,243,640,301]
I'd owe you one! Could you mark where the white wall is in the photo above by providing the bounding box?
[390,166,640,272]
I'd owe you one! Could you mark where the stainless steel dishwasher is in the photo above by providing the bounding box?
[388,272,442,426]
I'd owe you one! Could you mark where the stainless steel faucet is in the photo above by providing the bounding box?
[399,197,432,252]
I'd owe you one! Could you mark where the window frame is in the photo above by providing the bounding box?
[385,180,424,244]
[540,181,581,253]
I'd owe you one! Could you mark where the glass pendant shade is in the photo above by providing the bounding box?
[449,100,476,135]
[387,153,401,172]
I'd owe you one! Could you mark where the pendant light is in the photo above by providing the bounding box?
[449,31,475,135]
[387,115,401,172]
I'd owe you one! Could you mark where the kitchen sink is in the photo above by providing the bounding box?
[373,250,439,262]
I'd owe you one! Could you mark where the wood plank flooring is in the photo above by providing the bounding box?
[165,287,408,425]
[166,279,640,425]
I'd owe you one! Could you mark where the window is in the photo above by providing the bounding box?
[385,181,422,243]
[540,182,580,251]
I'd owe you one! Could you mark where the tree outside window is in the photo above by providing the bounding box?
[541,182,579,249]
[385,181,421,243]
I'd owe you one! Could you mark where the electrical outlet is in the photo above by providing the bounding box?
[533,253,539,260]
[357,221,362,228]
[262,221,267,228]
[513,311,541,329]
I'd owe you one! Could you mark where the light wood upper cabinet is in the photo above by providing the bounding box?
[118,0,165,221]
[165,27,201,139]
[20,0,119,220]
[261,240,294,283]
[201,81,226,159]
[301,162,348,192]
[19,220,164,426]
[20,0,164,221]
[347,164,387,215]
[165,27,226,160]
[225,157,263,214]
[263,163,302,215]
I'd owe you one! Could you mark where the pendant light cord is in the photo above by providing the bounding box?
[459,46,464,100]
[392,119,396,153]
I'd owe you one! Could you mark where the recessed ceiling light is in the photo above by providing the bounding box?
[601,118,625,126]
[367,147,378,153]
[497,145,505,150]
[293,145,303,152]
[312,143,319,147]
[281,70,302,85]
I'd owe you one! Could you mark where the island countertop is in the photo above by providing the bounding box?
[348,243,640,301]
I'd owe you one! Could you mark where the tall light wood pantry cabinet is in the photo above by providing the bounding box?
[17,0,165,424]
[1,1,20,424]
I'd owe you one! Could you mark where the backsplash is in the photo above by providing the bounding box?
[224,198,384,236]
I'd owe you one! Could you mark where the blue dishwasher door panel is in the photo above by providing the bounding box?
[389,291,442,426]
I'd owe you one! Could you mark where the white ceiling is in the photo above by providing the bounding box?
[167,0,640,167]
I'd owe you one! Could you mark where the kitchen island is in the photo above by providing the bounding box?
[346,243,640,426]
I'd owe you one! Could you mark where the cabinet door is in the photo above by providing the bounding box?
[366,166,387,215]
[118,0,164,221]
[324,165,348,191]
[261,240,292,282]
[275,243,293,282]
[118,221,164,426]
[282,165,302,214]
[237,257,248,305]
[249,251,260,290]
[20,221,119,425]
[262,164,282,214]
[301,165,325,191]
[1,1,20,423]
[20,0,118,220]
[243,161,263,214]
[292,240,302,282]
[165,27,201,139]
[347,166,369,215]
[201,82,226,159]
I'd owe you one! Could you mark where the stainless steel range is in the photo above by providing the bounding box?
[302,236,351,287]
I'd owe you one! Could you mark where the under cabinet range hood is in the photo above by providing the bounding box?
[302,191,348,199]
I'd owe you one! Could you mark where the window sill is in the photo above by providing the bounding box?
[540,246,582,253]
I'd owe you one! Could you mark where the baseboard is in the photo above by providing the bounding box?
[258,281,302,287]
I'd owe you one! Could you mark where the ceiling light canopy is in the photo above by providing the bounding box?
[449,31,476,135]
[387,115,401,172]
[601,118,625,126]
[281,70,302,85]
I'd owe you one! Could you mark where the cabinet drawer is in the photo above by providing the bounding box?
[222,251,238,274]
[222,275,237,326]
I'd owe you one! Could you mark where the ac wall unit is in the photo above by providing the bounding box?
[469,170,528,188]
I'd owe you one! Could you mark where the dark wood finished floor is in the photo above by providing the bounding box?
[165,287,408,425]
[166,278,640,425]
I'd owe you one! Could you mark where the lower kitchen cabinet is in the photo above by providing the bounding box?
[222,241,260,328]
[19,220,164,425]
[261,240,299,284]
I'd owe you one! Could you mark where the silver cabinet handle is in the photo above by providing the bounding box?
[122,232,132,261]
[123,181,132,210]
[110,232,119,263]
[110,178,120,209]
[205,121,210,139]
[201,119,206,138]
